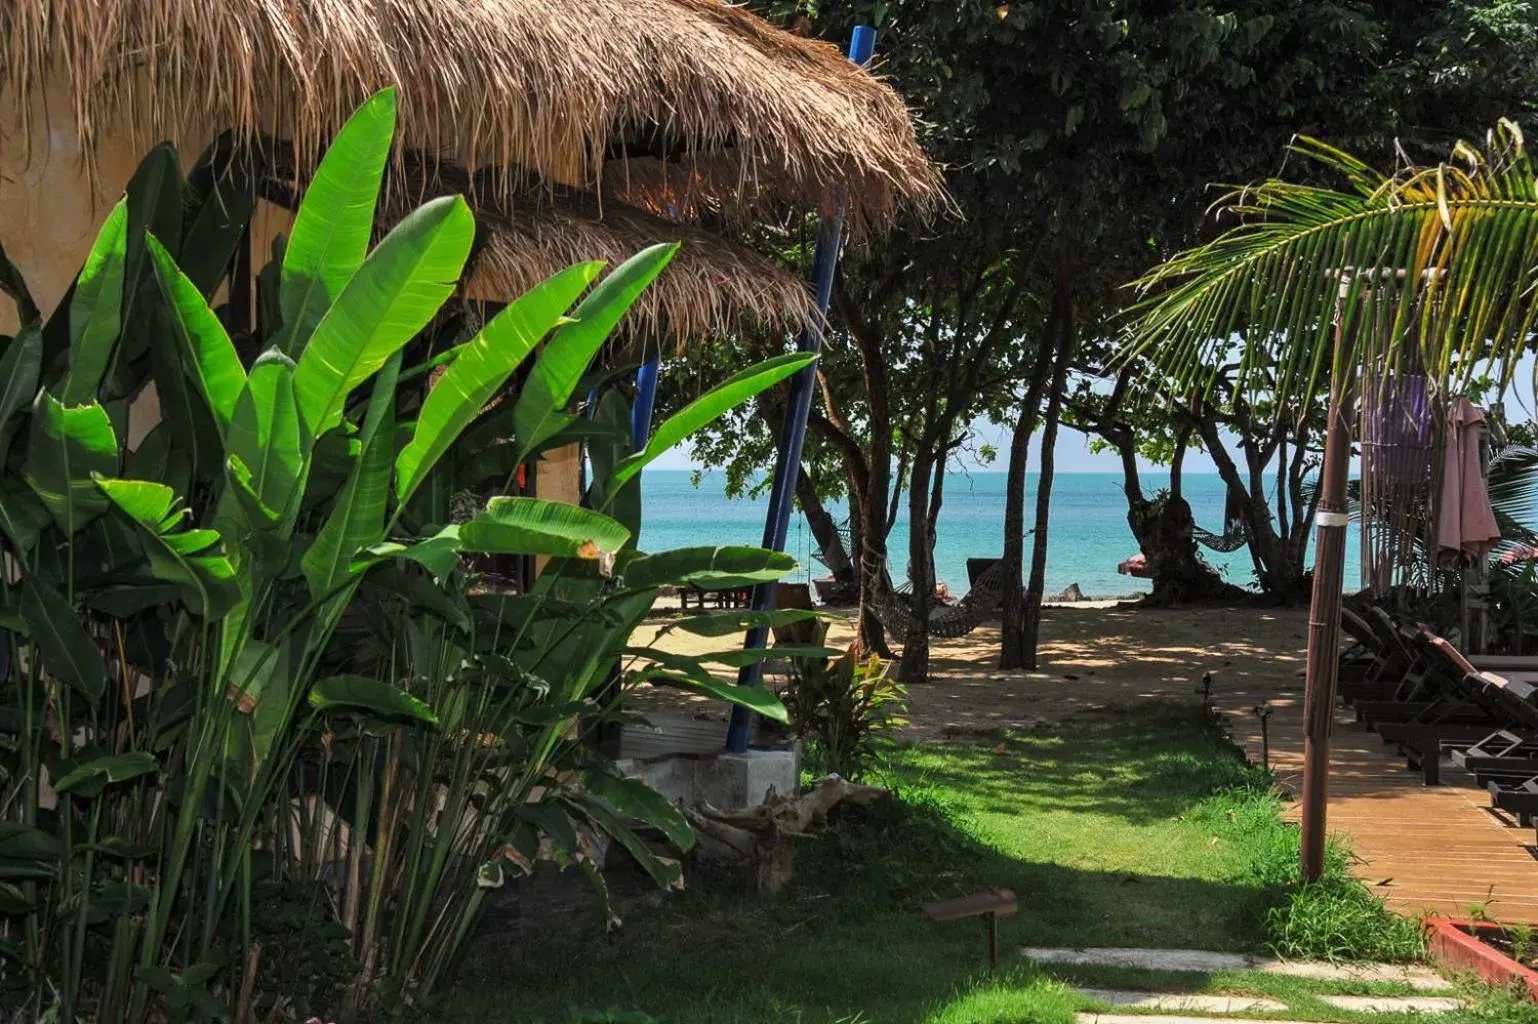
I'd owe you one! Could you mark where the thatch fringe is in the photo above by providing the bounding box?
[0,0,942,226]
[468,200,814,344]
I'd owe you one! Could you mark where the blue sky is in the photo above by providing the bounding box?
[651,353,1538,476]
[650,419,1219,474]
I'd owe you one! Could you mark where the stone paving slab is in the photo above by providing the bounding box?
[1023,947,1452,990]
[1077,989,1287,1013]
[1077,1016,1329,1024]
[1318,994,1465,1013]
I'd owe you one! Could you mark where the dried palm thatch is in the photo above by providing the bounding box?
[469,200,815,343]
[1,0,941,227]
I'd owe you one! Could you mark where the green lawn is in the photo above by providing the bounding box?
[442,701,1518,1024]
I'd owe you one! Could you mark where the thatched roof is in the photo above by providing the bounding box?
[469,201,815,342]
[2,0,941,227]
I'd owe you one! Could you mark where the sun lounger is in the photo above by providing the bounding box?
[1411,628,1538,786]
[1453,729,1538,786]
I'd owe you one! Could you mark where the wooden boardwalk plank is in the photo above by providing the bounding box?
[1216,681,1538,920]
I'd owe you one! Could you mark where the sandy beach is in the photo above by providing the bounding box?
[632,602,1311,739]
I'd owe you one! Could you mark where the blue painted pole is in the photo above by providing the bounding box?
[725,24,877,755]
[632,356,661,451]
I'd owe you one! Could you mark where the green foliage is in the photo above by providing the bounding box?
[779,624,908,779]
[0,90,808,1022]
[1124,124,1538,405]
[1265,883,1427,963]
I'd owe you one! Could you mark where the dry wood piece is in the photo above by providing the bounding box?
[685,775,889,892]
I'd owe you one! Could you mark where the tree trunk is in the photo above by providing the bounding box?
[897,445,936,683]
[1000,328,1057,668]
[795,468,855,599]
[1194,408,1308,602]
[1020,293,1076,668]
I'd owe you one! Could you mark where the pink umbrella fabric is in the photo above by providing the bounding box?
[1436,398,1501,568]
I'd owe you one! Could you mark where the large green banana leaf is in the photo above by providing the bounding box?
[60,200,127,405]
[275,88,397,356]
[511,244,677,462]
[23,392,118,534]
[146,234,246,436]
[293,195,475,437]
[607,352,814,492]
[395,261,600,505]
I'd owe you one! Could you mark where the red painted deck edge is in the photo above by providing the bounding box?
[1426,916,1538,1000]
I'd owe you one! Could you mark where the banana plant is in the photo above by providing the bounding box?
[0,85,819,1022]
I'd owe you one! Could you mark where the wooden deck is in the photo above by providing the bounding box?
[1215,682,1538,920]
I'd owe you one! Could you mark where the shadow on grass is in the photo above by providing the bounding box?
[444,701,1284,1024]
[886,699,1268,827]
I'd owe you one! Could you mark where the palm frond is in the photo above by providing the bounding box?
[1121,121,1538,405]
[1489,444,1538,546]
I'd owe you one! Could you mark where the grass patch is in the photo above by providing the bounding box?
[442,701,1433,1023]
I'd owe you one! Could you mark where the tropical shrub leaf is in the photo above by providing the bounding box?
[458,497,630,560]
[22,391,118,533]
[623,546,797,589]
[95,477,239,617]
[276,88,397,355]
[580,771,693,852]
[0,326,43,455]
[309,675,438,725]
[292,195,475,437]
[637,664,791,723]
[60,199,128,405]
[659,608,831,638]
[55,753,158,797]
[395,261,600,503]
[19,574,107,703]
[303,354,400,603]
[512,245,677,461]
[0,239,39,327]
[146,234,246,436]
[225,350,309,533]
[608,353,815,492]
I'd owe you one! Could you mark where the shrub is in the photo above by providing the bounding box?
[0,88,814,1021]
[780,624,908,779]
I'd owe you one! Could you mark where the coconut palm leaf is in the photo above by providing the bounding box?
[1488,445,1538,548]
[1122,121,1538,405]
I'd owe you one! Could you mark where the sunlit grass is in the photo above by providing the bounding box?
[443,701,1446,1023]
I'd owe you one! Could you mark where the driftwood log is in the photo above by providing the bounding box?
[684,775,889,892]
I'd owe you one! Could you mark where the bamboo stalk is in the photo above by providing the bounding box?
[1301,356,1354,882]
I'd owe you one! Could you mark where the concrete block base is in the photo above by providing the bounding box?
[616,748,799,812]
[696,750,798,810]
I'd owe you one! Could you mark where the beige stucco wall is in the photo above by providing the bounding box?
[0,68,164,335]
[1,68,585,521]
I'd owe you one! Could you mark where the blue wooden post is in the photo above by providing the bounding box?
[632,356,661,451]
[725,24,877,755]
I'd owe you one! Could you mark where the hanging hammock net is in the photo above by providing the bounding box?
[1192,489,1250,552]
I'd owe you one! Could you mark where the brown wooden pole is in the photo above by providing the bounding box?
[1300,361,1354,882]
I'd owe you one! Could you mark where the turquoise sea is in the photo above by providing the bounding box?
[636,470,1360,597]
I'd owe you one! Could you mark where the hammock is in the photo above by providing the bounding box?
[867,559,1012,640]
[1192,490,1249,552]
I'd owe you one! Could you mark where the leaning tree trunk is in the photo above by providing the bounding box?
[897,445,937,683]
[1020,295,1075,668]
[1132,494,1246,606]
[795,469,855,600]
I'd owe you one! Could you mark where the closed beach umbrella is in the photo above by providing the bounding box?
[1436,398,1502,568]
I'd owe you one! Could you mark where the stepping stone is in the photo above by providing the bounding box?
[1023,946,1451,991]
[1319,995,1465,1013]
[1077,1016,1327,1024]
[1026,947,1251,973]
[1077,989,1287,1013]
[1252,959,1452,991]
